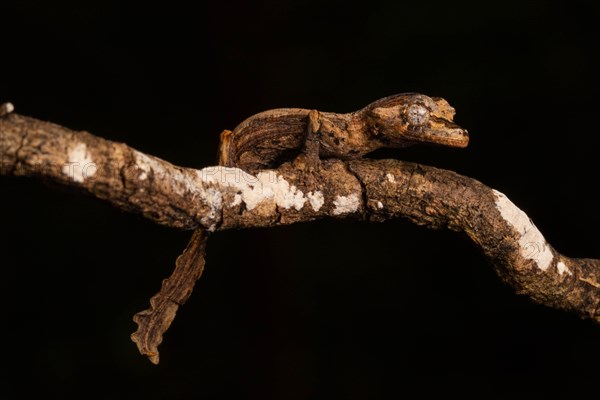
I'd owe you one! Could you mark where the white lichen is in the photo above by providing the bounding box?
[493,189,553,271]
[556,261,572,276]
[135,151,161,180]
[231,193,243,207]
[386,173,396,183]
[135,151,194,196]
[62,143,96,183]
[259,171,306,210]
[201,187,223,231]
[332,194,360,215]
[307,191,325,211]
[135,152,228,230]
[198,166,306,211]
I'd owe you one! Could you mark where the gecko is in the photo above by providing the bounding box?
[218,93,468,172]
[132,93,469,363]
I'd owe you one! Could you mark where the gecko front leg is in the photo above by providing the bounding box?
[300,109,322,172]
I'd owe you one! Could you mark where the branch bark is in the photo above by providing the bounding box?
[1,109,599,363]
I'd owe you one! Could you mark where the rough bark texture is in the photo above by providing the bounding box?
[1,110,599,364]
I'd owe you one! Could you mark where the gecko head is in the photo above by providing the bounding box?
[366,93,469,148]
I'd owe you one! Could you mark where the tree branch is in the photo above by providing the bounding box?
[1,108,598,363]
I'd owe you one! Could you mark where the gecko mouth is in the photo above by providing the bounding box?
[428,125,469,148]
[405,119,469,148]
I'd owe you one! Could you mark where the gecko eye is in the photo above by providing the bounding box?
[407,104,429,126]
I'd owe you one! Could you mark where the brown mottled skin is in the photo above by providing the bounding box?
[218,93,469,171]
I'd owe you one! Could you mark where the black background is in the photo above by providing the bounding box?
[1,0,599,398]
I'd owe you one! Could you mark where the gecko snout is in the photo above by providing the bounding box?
[433,123,469,148]
[422,99,469,148]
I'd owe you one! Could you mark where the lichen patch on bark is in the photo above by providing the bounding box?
[332,194,360,215]
[493,189,554,271]
[62,143,95,183]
